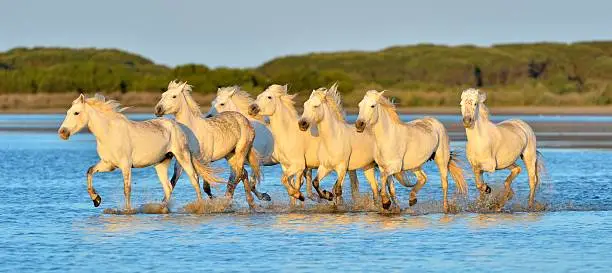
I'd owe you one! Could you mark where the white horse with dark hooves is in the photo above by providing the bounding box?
[355,90,468,212]
[206,86,276,166]
[58,94,220,212]
[460,88,543,211]
[298,84,414,206]
[155,81,269,209]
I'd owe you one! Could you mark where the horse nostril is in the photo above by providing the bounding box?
[298,120,309,130]
[248,105,259,115]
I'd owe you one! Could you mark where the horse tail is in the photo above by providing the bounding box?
[191,154,224,185]
[448,151,468,195]
[535,150,545,190]
[169,160,183,189]
[247,148,262,185]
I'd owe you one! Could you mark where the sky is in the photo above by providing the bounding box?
[1,0,611,68]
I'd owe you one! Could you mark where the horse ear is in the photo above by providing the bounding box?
[379,90,386,97]
[228,87,237,96]
[74,93,85,104]
[478,91,487,103]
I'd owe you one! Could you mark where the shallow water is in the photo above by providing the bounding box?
[1,115,611,272]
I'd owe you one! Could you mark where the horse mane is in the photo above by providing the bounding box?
[376,92,402,124]
[267,84,298,117]
[170,80,201,116]
[462,88,490,121]
[315,83,346,122]
[84,93,129,119]
[479,102,490,120]
[217,86,265,122]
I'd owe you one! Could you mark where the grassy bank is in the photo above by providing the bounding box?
[2,42,612,107]
[4,92,612,115]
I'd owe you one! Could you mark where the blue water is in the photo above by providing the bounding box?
[1,115,611,272]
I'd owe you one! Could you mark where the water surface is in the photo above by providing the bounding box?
[1,115,611,272]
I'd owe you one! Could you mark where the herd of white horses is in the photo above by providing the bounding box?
[58,80,543,213]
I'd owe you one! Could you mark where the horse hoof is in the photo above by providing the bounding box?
[409,198,417,206]
[261,193,272,202]
[485,185,492,194]
[297,193,305,202]
[92,195,102,207]
[382,200,391,210]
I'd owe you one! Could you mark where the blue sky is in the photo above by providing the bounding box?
[1,0,610,67]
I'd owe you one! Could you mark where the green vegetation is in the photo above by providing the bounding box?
[2,42,612,107]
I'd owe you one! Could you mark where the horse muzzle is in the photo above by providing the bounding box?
[355,119,366,133]
[462,117,474,128]
[58,128,70,140]
[154,105,164,117]
[298,119,310,131]
[248,104,260,116]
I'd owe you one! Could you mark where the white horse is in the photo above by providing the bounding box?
[206,86,276,165]
[155,81,268,209]
[248,84,337,204]
[298,84,411,205]
[460,88,542,210]
[58,94,220,211]
[355,90,468,212]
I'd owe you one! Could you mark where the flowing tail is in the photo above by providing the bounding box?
[247,148,262,185]
[191,154,224,185]
[535,150,545,191]
[448,151,468,194]
[170,161,183,188]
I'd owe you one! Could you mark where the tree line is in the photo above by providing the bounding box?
[1,41,612,106]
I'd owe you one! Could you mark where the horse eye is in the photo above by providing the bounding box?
[74,112,80,116]
[267,96,272,100]
[371,105,375,108]
[172,95,177,99]
[220,103,225,106]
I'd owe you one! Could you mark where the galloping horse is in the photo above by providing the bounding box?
[298,84,412,205]
[355,90,467,212]
[58,94,220,211]
[206,86,276,165]
[460,88,542,210]
[155,81,268,209]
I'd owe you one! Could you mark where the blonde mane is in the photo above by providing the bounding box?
[169,80,201,116]
[315,83,346,122]
[85,93,128,118]
[267,84,298,117]
[218,86,265,122]
[377,93,402,124]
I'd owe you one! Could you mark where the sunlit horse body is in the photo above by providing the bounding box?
[355,90,467,211]
[155,81,268,209]
[58,94,220,211]
[248,84,344,204]
[460,88,542,210]
[298,84,411,205]
[206,86,276,165]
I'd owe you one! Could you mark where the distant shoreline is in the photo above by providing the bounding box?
[4,106,612,116]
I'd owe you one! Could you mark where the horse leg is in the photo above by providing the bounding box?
[154,159,173,204]
[240,169,256,210]
[282,174,297,207]
[120,167,134,213]
[294,170,305,206]
[379,171,392,210]
[332,168,347,205]
[394,172,415,187]
[348,170,360,202]
[523,151,539,209]
[409,170,427,207]
[249,169,272,201]
[387,176,400,208]
[435,157,451,213]
[312,166,334,201]
[305,169,317,201]
[363,166,380,203]
[473,167,491,197]
[496,163,521,211]
[86,161,115,207]
[174,151,204,202]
